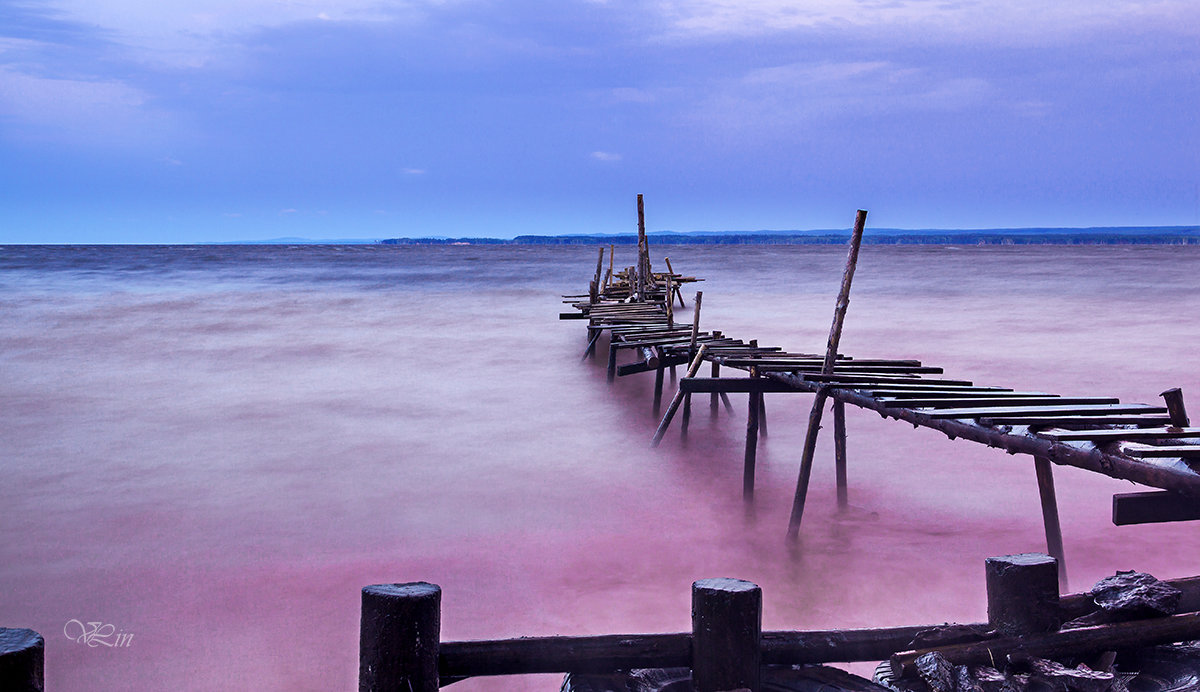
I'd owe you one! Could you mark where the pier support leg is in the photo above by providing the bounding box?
[606,343,618,384]
[758,396,768,437]
[0,628,44,692]
[834,399,848,509]
[582,327,601,362]
[692,579,762,692]
[1033,456,1069,592]
[360,582,441,692]
[788,388,830,538]
[720,392,734,413]
[710,361,720,420]
[985,553,1061,636]
[744,370,761,501]
[653,363,665,417]
[681,393,692,441]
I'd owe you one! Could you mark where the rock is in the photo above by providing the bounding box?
[1090,572,1181,617]
[916,651,957,692]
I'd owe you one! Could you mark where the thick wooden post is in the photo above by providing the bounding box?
[360,582,441,692]
[1033,456,1068,591]
[0,628,43,692]
[744,366,761,501]
[834,400,848,509]
[692,579,761,692]
[1162,388,1190,426]
[985,554,1060,636]
[607,342,618,384]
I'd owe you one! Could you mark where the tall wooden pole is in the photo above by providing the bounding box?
[636,194,648,301]
[789,210,867,537]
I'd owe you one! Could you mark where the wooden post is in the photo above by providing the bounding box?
[636,194,649,301]
[692,579,761,692]
[1033,456,1068,592]
[652,345,710,446]
[581,327,602,362]
[654,361,666,417]
[664,257,685,307]
[593,246,604,295]
[680,292,703,439]
[984,554,1060,636]
[360,582,441,692]
[710,361,721,420]
[607,342,618,384]
[665,273,674,328]
[758,396,768,437]
[834,400,848,509]
[606,244,614,289]
[821,210,867,374]
[0,628,43,692]
[788,388,830,537]
[1162,388,1190,427]
[791,210,867,537]
[744,366,761,501]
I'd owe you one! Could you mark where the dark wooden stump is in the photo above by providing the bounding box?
[985,554,1060,636]
[360,582,441,692]
[0,628,43,692]
[692,578,762,692]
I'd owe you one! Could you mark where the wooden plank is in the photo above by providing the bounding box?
[1122,443,1200,459]
[680,377,804,394]
[925,403,1166,419]
[981,414,1174,426]
[882,396,1117,409]
[1038,427,1200,442]
[871,389,1034,398]
[1113,490,1200,525]
[801,373,974,386]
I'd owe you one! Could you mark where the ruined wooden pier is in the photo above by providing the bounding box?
[563,201,1200,588]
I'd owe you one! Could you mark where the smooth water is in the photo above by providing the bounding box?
[2,244,1199,690]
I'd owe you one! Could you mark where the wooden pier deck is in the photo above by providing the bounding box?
[562,203,1200,586]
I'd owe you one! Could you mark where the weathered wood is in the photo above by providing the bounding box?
[745,368,761,501]
[926,403,1165,419]
[581,328,602,362]
[680,378,803,394]
[692,578,761,692]
[606,342,618,383]
[981,415,1173,426]
[618,354,689,377]
[822,210,867,374]
[881,396,1116,409]
[1121,443,1200,459]
[1039,427,1200,442]
[710,361,721,419]
[891,610,1200,678]
[653,362,665,417]
[360,582,441,692]
[1112,490,1200,525]
[803,374,975,386]
[1033,458,1068,591]
[606,244,614,289]
[834,399,848,509]
[789,387,831,537]
[652,345,711,446]
[1162,388,1191,427]
[665,273,674,328]
[985,553,1060,636]
[863,385,1013,394]
[0,628,43,692]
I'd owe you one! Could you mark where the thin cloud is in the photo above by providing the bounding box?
[591,151,622,162]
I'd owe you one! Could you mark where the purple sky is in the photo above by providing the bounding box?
[1,0,1198,242]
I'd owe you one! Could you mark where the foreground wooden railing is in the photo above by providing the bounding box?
[358,553,1200,691]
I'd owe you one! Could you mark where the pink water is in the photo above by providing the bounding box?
[2,244,1199,690]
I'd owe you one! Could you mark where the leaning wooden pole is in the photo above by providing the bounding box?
[1033,456,1069,592]
[680,292,703,439]
[789,210,867,538]
[652,345,710,446]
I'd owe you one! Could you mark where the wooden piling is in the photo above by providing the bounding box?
[745,366,761,501]
[1163,387,1190,426]
[652,345,710,446]
[0,628,43,692]
[360,582,441,692]
[680,292,703,439]
[607,342,618,383]
[984,553,1060,636]
[790,210,867,537]
[834,400,848,509]
[692,578,762,692]
[1033,456,1068,591]
[710,361,721,419]
[606,244,614,289]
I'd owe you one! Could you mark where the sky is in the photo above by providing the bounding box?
[0,0,1198,242]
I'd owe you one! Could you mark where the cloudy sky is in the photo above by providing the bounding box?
[1,0,1197,242]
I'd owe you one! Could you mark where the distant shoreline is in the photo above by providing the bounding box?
[380,226,1200,246]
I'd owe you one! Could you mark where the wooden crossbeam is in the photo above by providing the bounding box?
[1112,490,1200,525]
[924,403,1165,419]
[1122,443,1200,459]
[981,415,1174,426]
[801,374,974,386]
[618,355,690,376]
[680,378,804,394]
[1038,426,1200,442]
[880,396,1118,409]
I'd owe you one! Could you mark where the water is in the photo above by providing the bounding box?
[2,243,1199,690]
